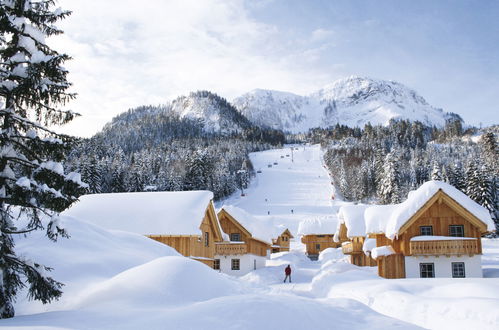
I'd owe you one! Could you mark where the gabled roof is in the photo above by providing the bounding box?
[218,205,274,244]
[63,191,216,236]
[280,228,294,238]
[366,181,495,239]
[297,215,338,236]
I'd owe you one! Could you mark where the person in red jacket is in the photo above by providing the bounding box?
[283,264,292,283]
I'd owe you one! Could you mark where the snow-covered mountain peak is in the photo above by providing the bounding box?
[315,76,429,107]
[234,77,453,132]
[170,91,252,134]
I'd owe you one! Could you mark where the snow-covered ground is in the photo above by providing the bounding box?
[3,144,499,329]
[218,144,347,241]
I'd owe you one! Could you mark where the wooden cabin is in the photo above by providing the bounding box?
[335,205,377,267]
[271,229,294,253]
[298,216,340,260]
[216,206,271,275]
[365,181,495,279]
[63,190,224,268]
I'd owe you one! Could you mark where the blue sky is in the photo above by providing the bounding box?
[53,0,499,136]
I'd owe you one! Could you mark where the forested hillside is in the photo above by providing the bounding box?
[66,92,285,200]
[299,120,498,233]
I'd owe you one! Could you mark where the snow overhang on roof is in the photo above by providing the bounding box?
[63,191,214,235]
[297,215,338,236]
[337,204,370,238]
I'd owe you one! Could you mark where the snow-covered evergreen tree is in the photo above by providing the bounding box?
[0,1,86,318]
[377,151,401,204]
[431,162,442,181]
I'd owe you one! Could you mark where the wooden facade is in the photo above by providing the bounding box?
[373,189,490,278]
[148,201,223,267]
[301,234,341,259]
[272,229,293,253]
[217,209,270,257]
[341,236,377,266]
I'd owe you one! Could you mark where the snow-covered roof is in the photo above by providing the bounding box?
[370,245,395,259]
[366,181,495,239]
[297,215,338,236]
[219,205,275,244]
[365,205,398,235]
[337,204,370,238]
[63,191,214,235]
[362,238,377,255]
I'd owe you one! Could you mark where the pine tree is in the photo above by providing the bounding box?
[431,162,442,181]
[0,1,86,318]
[377,151,401,204]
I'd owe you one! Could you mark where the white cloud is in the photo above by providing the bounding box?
[52,0,326,137]
[311,28,334,42]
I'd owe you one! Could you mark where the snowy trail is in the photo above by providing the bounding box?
[220,144,347,236]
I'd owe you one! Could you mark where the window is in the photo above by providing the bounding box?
[230,233,241,241]
[317,235,325,238]
[204,232,209,247]
[231,259,240,270]
[452,262,465,278]
[254,259,256,270]
[316,244,321,251]
[420,263,435,278]
[213,259,220,270]
[420,226,433,236]
[449,225,464,237]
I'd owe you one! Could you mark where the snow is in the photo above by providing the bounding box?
[63,191,214,235]
[65,172,88,188]
[337,204,370,237]
[362,238,377,255]
[297,216,338,235]
[411,235,478,241]
[365,204,397,234]
[370,245,396,259]
[40,161,64,175]
[15,176,31,188]
[219,144,343,237]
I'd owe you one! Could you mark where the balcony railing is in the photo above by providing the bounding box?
[342,241,363,255]
[215,242,247,256]
[409,238,480,256]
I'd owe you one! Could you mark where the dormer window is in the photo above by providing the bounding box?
[420,226,433,236]
[230,233,241,242]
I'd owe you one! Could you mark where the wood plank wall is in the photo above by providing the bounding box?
[301,235,341,255]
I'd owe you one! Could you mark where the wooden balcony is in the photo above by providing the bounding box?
[409,238,480,256]
[342,241,363,255]
[215,242,247,256]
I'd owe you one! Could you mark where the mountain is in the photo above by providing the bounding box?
[170,91,253,134]
[233,76,458,132]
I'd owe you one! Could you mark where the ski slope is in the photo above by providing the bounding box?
[220,144,346,240]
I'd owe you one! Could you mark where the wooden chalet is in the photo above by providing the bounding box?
[298,216,340,260]
[271,229,294,253]
[364,181,495,279]
[64,190,224,268]
[216,206,271,275]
